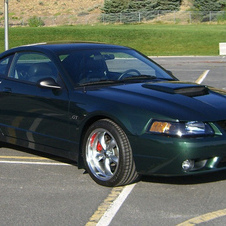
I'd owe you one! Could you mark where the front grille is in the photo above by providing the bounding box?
[216,120,226,131]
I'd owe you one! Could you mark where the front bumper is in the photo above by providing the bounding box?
[131,134,226,176]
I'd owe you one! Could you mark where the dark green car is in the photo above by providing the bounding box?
[0,42,226,186]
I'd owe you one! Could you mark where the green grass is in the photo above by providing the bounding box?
[0,24,225,55]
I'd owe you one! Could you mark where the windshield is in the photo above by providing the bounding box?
[59,48,176,86]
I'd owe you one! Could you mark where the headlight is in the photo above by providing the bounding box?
[149,120,214,137]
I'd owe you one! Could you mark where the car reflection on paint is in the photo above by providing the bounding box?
[0,42,226,187]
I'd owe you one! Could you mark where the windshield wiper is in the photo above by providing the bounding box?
[156,77,176,81]
[79,79,121,86]
[121,75,177,83]
[121,75,157,81]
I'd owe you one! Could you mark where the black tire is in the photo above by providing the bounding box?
[82,119,139,187]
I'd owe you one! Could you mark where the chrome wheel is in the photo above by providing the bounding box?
[83,119,138,187]
[86,128,119,181]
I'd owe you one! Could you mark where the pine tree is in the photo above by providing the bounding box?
[102,0,182,14]
[102,0,129,14]
[193,0,222,11]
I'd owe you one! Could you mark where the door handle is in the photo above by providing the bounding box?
[3,87,12,93]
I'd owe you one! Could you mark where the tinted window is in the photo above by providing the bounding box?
[8,52,58,83]
[0,55,13,78]
[59,49,174,85]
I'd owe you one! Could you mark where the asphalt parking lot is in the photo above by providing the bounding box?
[153,56,226,90]
[1,56,226,226]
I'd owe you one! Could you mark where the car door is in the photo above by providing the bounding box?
[0,51,71,152]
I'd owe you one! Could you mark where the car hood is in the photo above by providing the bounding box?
[86,81,226,122]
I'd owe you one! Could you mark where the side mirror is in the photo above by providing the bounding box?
[38,77,61,89]
[166,70,173,75]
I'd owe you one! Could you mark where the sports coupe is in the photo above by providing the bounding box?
[0,42,226,186]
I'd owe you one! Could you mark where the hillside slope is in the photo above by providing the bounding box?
[1,0,193,19]
[180,0,193,10]
[0,0,104,18]
[0,0,195,26]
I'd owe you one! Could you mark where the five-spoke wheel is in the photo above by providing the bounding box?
[83,119,138,187]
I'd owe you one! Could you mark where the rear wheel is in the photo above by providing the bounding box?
[83,119,138,187]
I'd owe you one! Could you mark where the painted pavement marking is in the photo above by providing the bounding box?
[86,183,136,226]
[177,208,226,225]
[0,155,71,166]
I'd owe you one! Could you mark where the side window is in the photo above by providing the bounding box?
[0,55,13,78]
[8,52,58,83]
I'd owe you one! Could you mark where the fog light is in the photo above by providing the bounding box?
[182,159,194,171]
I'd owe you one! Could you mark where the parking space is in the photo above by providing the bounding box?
[1,56,226,225]
[111,173,226,225]
[1,145,226,225]
[0,145,111,226]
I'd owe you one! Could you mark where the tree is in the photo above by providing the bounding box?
[102,0,129,13]
[193,0,226,22]
[145,0,182,11]
[217,0,226,9]
[102,0,182,14]
[126,0,150,12]
[193,0,223,11]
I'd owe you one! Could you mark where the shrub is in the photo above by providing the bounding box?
[217,11,226,21]
[28,16,45,27]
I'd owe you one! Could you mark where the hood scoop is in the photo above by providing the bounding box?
[143,82,209,97]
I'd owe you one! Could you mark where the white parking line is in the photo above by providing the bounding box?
[96,183,136,226]
[86,183,136,226]
[195,70,210,84]
[3,154,135,226]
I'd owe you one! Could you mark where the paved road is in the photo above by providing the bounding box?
[0,56,226,226]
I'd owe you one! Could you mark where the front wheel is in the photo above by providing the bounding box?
[82,119,139,187]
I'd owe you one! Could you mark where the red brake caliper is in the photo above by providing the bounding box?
[90,133,97,148]
[90,133,103,152]
[96,142,103,152]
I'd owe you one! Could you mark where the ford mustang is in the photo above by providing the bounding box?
[0,42,226,186]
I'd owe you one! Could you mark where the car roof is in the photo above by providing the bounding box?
[0,42,131,57]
